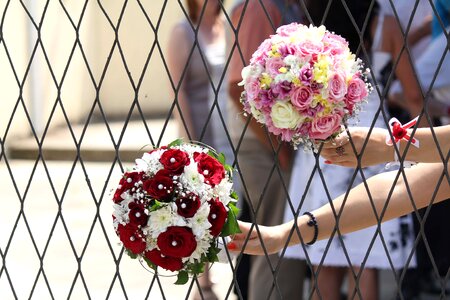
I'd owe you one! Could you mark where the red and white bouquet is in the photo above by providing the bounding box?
[240,23,371,149]
[112,140,240,284]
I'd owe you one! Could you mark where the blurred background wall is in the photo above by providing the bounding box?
[0,0,236,140]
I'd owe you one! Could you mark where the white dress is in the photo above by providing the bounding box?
[282,15,416,269]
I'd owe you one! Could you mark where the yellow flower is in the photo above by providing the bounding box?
[278,67,287,73]
[292,77,301,86]
[268,45,281,58]
[313,56,330,83]
[260,73,272,88]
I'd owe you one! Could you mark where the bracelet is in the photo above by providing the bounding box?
[303,212,318,245]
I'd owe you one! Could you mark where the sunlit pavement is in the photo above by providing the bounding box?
[1,120,237,299]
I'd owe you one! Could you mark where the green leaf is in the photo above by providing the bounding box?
[175,270,189,285]
[230,190,239,200]
[221,203,241,237]
[225,164,234,177]
[206,245,220,263]
[149,200,163,212]
[126,249,138,259]
[168,139,184,148]
[217,152,226,165]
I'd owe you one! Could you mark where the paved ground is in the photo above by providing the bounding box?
[2,120,238,299]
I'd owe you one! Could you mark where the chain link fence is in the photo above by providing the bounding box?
[0,0,449,299]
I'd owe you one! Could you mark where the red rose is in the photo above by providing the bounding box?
[193,152,225,187]
[175,194,201,218]
[128,202,148,227]
[208,198,228,236]
[159,149,190,175]
[157,226,197,258]
[142,170,174,201]
[145,249,183,272]
[113,172,145,203]
[117,223,146,254]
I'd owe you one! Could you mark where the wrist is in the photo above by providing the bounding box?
[382,128,395,163]
[290,215,314,247]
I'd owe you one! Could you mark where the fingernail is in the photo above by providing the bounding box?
[227,242,237,250]
[324,160,331,164]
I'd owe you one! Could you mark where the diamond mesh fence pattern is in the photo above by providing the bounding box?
[0,0,449,299]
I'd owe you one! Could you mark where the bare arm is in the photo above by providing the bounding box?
[382,16,428,127]
[407,15,432,46]
[229,162,450,255]
[167,24,196,139]
[320,125,450,167]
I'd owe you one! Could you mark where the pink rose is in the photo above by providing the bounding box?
[309,114,342,140]
[265,115,295,142]
[328,72,347,101]
[345,76,368,106]
[297,121,312,136]
[323,33,348,55]
[245,80,261,100]
[276,23,302,37]
[290,86,313,110]
[250,39,272,64]
[278,43,298,56]
[265,57,285,77]
[298,41,323,57]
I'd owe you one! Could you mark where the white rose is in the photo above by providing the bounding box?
[270,101,302,129]
[250,103,266,124]
[238,65,263,86]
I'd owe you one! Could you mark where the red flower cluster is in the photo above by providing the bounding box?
[112,142,239,281]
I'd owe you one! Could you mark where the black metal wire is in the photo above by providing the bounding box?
[0,0,449,299]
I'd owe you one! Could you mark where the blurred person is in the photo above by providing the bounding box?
[377,0,432,59]
[227,0,307,299]
[388,0,450,125]
[282,1,424,299]
[167,1,229,299]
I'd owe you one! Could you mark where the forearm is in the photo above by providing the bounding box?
[407,17,432,46]
[286,162,449,246]
[396,125,450,163]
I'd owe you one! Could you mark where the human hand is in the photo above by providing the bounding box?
[226,221,285,255]
[320,127,392,168]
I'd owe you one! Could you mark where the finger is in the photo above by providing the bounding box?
[227,238,264,255]
[232,221,258,241]
[321,149,352,163]
[325,159,356,168]
[322,132,350,149]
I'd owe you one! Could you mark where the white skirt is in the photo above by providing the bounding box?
[282,94,417,269]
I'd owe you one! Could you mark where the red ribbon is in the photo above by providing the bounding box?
[386,117,419,147]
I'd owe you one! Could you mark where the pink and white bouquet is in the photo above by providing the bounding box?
[112,140,240,284]
[240,23,371,149]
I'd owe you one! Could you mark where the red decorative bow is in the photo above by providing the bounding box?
[386,117,420,147]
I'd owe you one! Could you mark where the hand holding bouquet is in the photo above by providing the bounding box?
[112,140,240,284]
[240,23,371,150]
